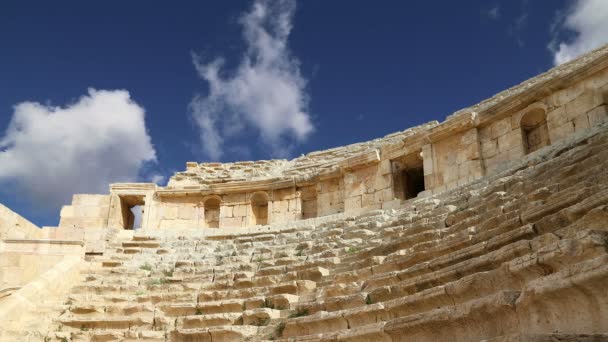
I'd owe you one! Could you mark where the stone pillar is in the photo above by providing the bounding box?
[421,143,434,192]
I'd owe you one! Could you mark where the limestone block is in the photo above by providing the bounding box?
[443,166,458,183]
[583,69,608,89]
[163,206,178,220]
[219,205,233,218]
[272,200,287,214]
[298,186,316,200]
[455,148,468,164]
[382,199,402,210]
[374,173,393,190]
[445,150,457,166]
[491,118,511,138]
[242,308,280,326]
[460,128,478,145]
[319,178,341,193]
[466,142,481,160]
[74,205,97,218]
[273,188,293,201]
[223,193,246,203]
[177,206,195,220]
[58,217,108,228]
[344,196,362,212]
[498,130,522,153]
[72,194,110,206]
[546,106,567,129]
[588,105,608,126]
[565,91,603,118]
[343,176,361,195]
[547,82,584,107]
[288,198,300,212]
[374,188,393,204]
[478,125,493,141]
[233,205,248,217]
[362,193,376,207]
[267,294,298,309]
[431,173,442,187]
[549,121,575,143]
[317,193,331,208]
[59,206,75,218]
[378,159,392,175]
[573,113,591,132]
[221,217,243,228]
[481,139,498,158]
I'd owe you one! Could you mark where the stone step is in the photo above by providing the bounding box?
[56,316,154,331]
[169,325,259,341]
[123,241,161,248]
[363,224,536,292]
[482,334,608,342]
[66,303,155,316]
[177,313,242,329]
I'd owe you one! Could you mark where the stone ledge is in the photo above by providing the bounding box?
[1,239,84,246]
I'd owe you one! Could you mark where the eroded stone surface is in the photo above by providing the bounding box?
[2,44,608,341]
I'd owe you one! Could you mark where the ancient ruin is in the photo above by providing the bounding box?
[2,44,608,341]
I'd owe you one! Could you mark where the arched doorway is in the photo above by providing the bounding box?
[204,197,220,228]
[250,192,269,226]
[521,108,550,154]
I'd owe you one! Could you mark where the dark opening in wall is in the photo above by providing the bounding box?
[204,197,220,228]
[521,108,550,154]
[119,195,145,230]
[401,167,425,199]
[392,152,425,200]
[251,192,269,226]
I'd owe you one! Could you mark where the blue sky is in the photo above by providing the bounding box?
[1,0,607,227]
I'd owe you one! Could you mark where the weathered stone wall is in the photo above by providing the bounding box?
[316,177,344,216]
[343,160,393,214]
[298,185,318,219]
[0,203,41,240]
[51,44,608,234]
[269,187,301,224]
[546,71,608,141]
[58,194,111,228]
[0,239,83,289]
[152,195,200,230]
[427,128,484,193]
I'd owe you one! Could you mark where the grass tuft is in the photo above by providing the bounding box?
[288,308,309,318]
[140,263,153,271]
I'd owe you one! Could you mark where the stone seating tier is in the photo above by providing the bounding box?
[4,126,608,341]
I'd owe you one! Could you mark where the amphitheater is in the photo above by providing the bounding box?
[2,45,608,342]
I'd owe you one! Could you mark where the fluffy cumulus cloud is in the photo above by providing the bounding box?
[0,89,156,211]
[550,0,608,65]
[190,0,314,160]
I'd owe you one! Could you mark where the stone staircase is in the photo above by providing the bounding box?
[30,129,608,341]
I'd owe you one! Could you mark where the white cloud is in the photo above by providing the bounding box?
[508,12,529,47]
[551,0,608,65]
[190,0,314,160]
[149,173,166,185]
[486,5,501,20]
[0,88,156,212]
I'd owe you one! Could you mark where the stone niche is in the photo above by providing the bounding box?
[520,106,550,154]
[51,50,608,232]
[391,152,425,201]
[298,185,318,220]
[203,196,221,228]
[250,192,269,226]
